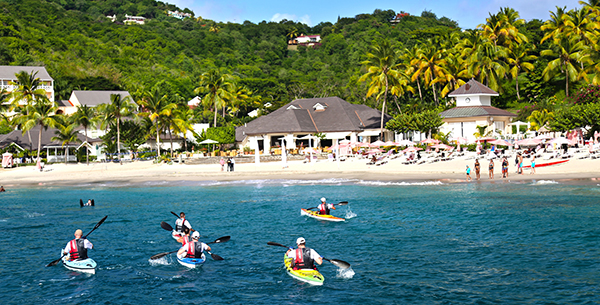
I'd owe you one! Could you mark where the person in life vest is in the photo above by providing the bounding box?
[174,212,192,238]
[176,227,192,245]
[63,229,93,261]
[177,231,211,259]
[285,237,323,270]
[317,197,335,215]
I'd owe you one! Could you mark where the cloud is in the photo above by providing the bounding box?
[271,13,313,26]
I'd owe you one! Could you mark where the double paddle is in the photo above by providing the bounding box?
[156,220,229,260]
[306,201,348,211]
[46,215,108,267]
[267,241,351,269]
[150,235,230,260]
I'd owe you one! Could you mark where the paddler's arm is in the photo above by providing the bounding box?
[177,246,187,257]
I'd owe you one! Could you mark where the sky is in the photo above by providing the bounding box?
[165,0,583,30]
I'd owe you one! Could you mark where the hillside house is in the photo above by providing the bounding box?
[0,66,54,104]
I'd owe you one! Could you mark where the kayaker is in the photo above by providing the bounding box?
[0,186,5,192]
[174,212,192,237]
[285,237,323,270]
[177,231,210,259]
[317,197,335,215]
[63,229,93,261]
[176,227,192,245]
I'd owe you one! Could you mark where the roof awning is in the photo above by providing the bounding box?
[324,132,351,139]
[357,130,380,136]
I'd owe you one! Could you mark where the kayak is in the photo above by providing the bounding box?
[522,159,569,169]
[171,230,183,241]
[284,254,324,285]
[177,253,206,268]
[300,209,345,222]
[61,252,97,274]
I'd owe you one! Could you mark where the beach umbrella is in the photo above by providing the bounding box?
[421,138,439,144]
[371,140,386,147]
[303,148,318,154]
[476,137,496,142]
[402,146,423,153]
[383,141,397,146]
[358,142,372,148]
[535,134,553,140]
[339,139,352,145]
[488,139,513,146]
[452,137,469,144]
[516,138,542,146]
[198,139,219,144]
[550,137,575,146]
[396,139,416,146]
[431,144,453,150]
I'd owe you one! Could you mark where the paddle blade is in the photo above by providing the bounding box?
[171,211,180,218]
[267,242,288,248]
[150,250,178,260]
[337,201,349,206]
[324,258,351,269]
[79,199,83,207]
[209,251,224,261]
[46,255,64,267]
[160,221,173,231]
[209,236,230,244]
[91,199,95,206]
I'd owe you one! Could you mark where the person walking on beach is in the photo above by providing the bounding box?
[502,157,509,178]
[174,212,192,238]
[219,157,225,171]
[518,153,524,175]
[286,237,323,270]
[63,229,93,261]
[530,156,536,175]
[177,231,211,259]
[466,165,472,181]
[474,159,481,180]
[317,197,336,215]
[489,159,494,179]
[230,157,235,171]
[226,157,232,172]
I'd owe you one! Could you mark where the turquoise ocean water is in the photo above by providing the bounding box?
[0,179,599,304]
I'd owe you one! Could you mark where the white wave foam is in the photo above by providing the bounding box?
[345,208,357,219]
[337,267,355,279]
[532,180,559,185]
[26,212,45,218]
[358,180,444,186]
[148,257,171,266]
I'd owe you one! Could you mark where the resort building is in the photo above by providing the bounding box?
[235,97,391,153]
[106,14,146,25]
[61,90,132,116]
[0,66,55,103]
[288,34,321,50]
[168,10,193,20]
[439,79,517,142]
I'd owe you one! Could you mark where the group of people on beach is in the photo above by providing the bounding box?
[466,154,535,181]
[219,157,235,172]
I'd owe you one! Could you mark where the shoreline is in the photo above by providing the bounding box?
[1,157,600,188]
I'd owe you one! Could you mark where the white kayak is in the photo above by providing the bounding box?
[177,253,206,268]
[61,252,97,274]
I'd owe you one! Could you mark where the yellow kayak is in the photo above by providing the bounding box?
[300,209,345,222]
[284,254,324,285]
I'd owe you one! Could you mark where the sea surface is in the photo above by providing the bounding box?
[0,179,599,304]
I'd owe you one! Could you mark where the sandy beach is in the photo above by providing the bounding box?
[2,154,600,187]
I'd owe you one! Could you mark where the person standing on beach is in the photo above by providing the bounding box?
[466,165,472,181]
[474,159,481,180]
[226,158,232,172]
[230,157,235,171]
[518,153,523,175]
[502,157,509,178]
[530,156,536,175]
[489,159,494,179]
[63,229,93,261]
[219,157,225,171]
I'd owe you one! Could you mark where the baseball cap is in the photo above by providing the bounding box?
[192,231,200,239]
[296,237,306,245]
[320,197,326,202]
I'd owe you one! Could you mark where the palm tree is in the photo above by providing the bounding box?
[9,70,47,108]
[434,52,467,98]
[541,6,569,44]
[528,109,553,131]
[403,46,424,101]
[11,97,60,162]
[97,94,136,164]
[359,39,401,139]
[71,105,97,165]
[0,88,10,121]
[506,44,537,99]
[138,87,177,158]
[467,39,507,92]
[564,8,598,45]
[51,122,81,165]
[194,70,233,128]
[411,40,448,105]
[541,35,588,96]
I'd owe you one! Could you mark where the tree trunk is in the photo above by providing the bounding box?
[85,127,89,165]
[515,74,520,100]
[213,98,218,127]
[169,129,174,158]
[432,83,438,106]
[417,79,423,101]
[380,76,389,142]
[117,118,121,165]
[156,122,161,158]
[37,124,42,163]
[565,67,569,97]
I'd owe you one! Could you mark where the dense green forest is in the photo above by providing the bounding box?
[1,0,600,146]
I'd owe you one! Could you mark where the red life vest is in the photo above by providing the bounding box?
[293,248,315,270]
[68,239,88,260]
[318,203,329,215]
